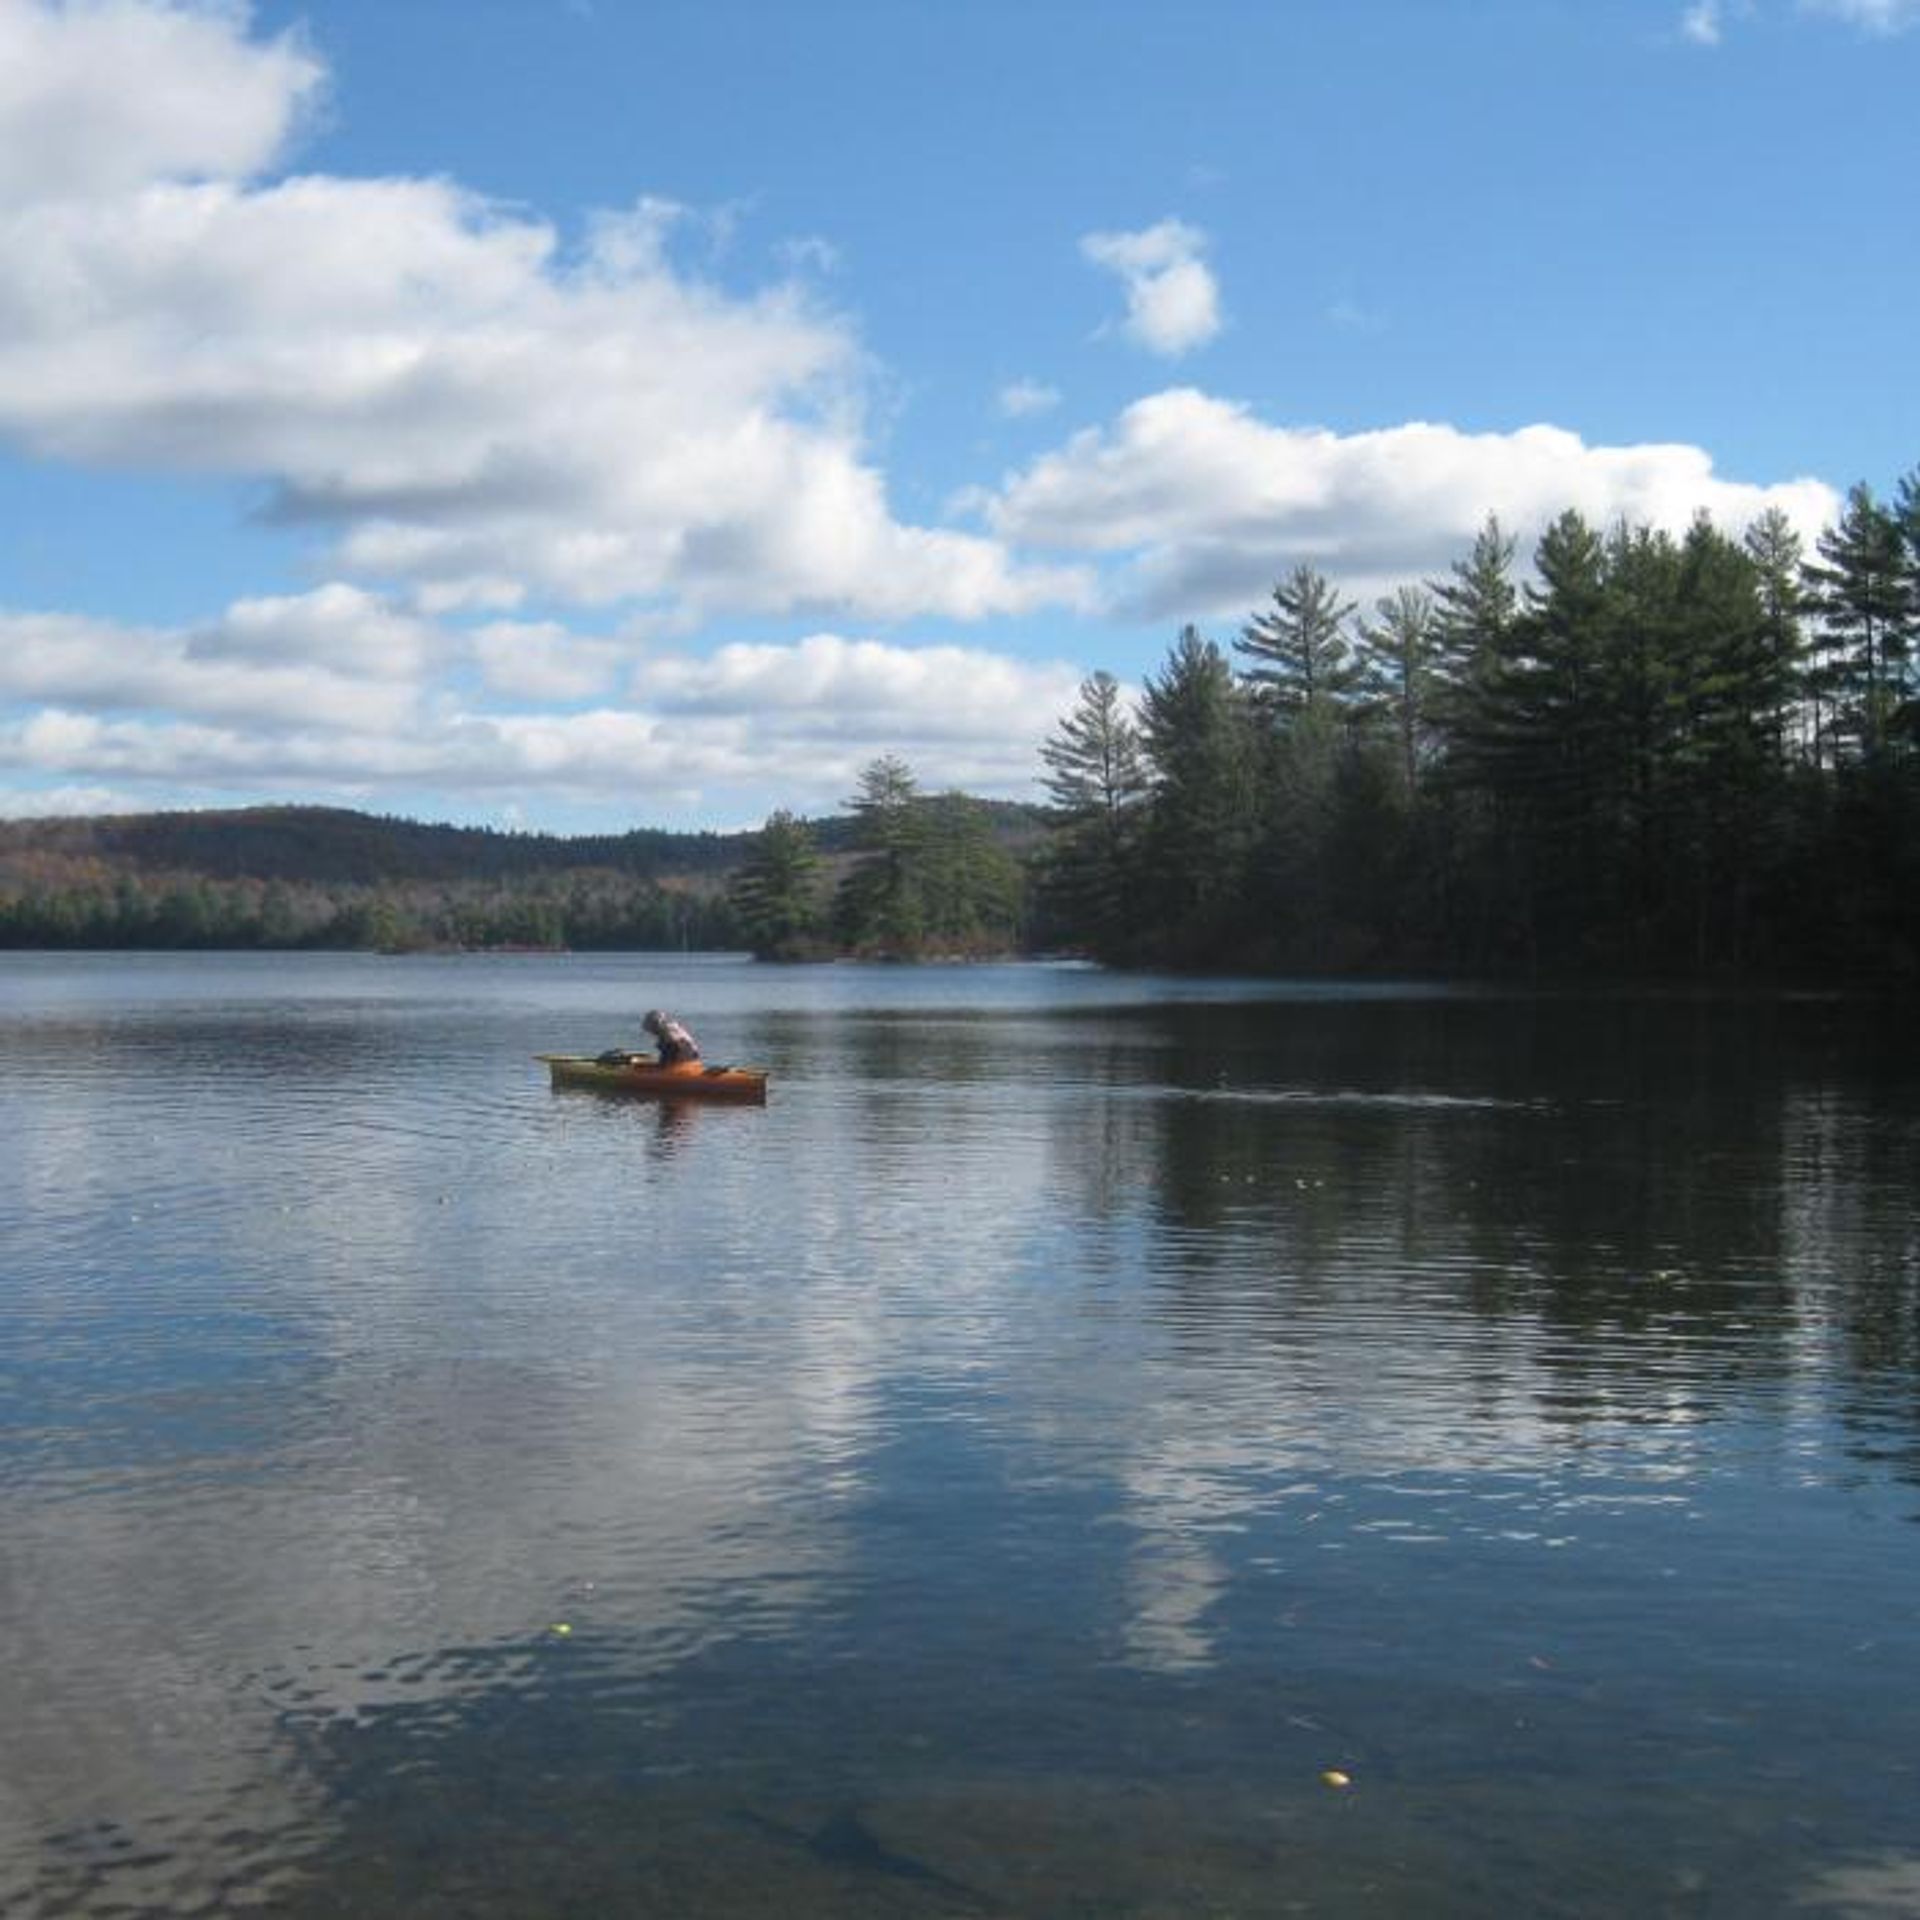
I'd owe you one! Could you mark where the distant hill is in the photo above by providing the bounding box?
[0,799,1051,888]
[0,800,1057,954]
[0,804,744,887]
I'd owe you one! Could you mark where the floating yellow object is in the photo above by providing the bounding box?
[1320,1769,1352,1789]
[550,1622,573,1636]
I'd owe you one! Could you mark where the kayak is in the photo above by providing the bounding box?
[536,1053,769,1103]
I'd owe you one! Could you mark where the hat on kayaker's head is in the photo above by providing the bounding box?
[642,1010,665,1032]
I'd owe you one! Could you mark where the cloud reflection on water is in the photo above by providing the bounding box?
[1,964,1916,1913]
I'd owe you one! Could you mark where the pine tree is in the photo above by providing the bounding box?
[1427,514,1520,745]
[835,755,926,954]
[1356,584,1439,798]
[729,809,823,959]
[1041,671,1146,823]
[1741,506,1809,762]
[1802,484,1914,761]
[1138,627,1256,958]
[917,794,1024,952]
[1235,565,1363,722]
[1449,510,1614,963]
[1892,465,1920,747]
[1038,671,1148,955]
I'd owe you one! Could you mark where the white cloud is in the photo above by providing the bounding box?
[185,584,441,681]
[0,602,426,733]
[1080,219,1222,357]
[470,621,625,702]
[0,0,323,205]
[0,1,1864,833]
[0,602,1084,818]
[998,378,1062,419]
[986,388,1839,617]
[641,632,1082,743]
[0,1,1072,627]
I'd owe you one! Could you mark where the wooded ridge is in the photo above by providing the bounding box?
[0,799,1048,953]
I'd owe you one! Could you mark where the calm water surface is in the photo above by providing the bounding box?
[1,953,1917,1917]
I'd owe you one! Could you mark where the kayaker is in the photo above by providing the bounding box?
[641,1009,701,1065]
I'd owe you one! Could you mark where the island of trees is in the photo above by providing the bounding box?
[737,475,1919,982]
[3,470,1916,983]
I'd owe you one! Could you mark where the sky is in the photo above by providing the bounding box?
[0,0,1914,834]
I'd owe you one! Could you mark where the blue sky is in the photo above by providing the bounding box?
[0,0,1914,832]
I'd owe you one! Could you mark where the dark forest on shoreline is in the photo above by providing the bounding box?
[740,475,1920,984]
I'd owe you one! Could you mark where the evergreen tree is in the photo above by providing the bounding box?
[1235,565,1363,721]
[1041,671,1147,822]
[1451,510,1614,963]
[1660,516,1787,965]
[1138,627,1256,958]
[1037,671,1147,953]
[1741,506,1810,762]
[835,755,926,954]
[917,793,1025,952]
[1802,484,1914,760]
[1598,520,1684,940]
[1891,465,1920,746]
[729,809,823,959]
[1672,514,1775,776]
[1427,514,1520,742]
[1356,584,1440,798]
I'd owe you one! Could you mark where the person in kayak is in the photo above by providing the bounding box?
[641,1009,701,1065]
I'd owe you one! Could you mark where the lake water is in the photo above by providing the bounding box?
[1,952,1917,1917]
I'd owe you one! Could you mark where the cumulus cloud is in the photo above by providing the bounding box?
[0,0,322,204]
[185,584,441,681]
[984,388,1840,617]
[0,1,1862,831]
[0,1,1073,626]
[0,599,426,734]
[1080,219,1222,357]
[0,599,1083,819]
[640,632,1082,741]
[470,621,626,703]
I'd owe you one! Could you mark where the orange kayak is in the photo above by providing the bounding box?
[536,1053,769,1103]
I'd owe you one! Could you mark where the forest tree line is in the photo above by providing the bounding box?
[0,864,737,953]
[0,805,753,950]
[728,471,1918,979]
[1021,474,1920,979]
[0,799,1043,955]
[727,763,1035,960]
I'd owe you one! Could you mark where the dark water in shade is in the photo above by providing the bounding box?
[1,953,1917,1918]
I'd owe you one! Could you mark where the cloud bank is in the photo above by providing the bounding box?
[0,4,1074,627]
[0,594,1083,820]
[983,390,1839,617]
[0,1,1859,827]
